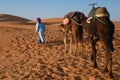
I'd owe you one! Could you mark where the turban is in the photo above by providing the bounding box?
[37,17,41,23]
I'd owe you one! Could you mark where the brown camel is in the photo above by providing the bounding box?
[81,7,114,78]
[59,11,84,56]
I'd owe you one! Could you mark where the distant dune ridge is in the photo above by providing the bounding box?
[0,14,120,80]
[0,14,30,22]
[0,14,63,28]
[0,14,33,27]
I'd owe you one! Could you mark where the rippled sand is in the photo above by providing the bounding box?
[0,17,120,80]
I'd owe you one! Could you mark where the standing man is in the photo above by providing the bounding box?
[35,17,46,44]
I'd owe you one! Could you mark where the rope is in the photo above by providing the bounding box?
[70,18,82,26]
[93,14,106,25]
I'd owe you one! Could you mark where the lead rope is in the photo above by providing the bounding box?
[93,14,106,25]
[70,18,82,26]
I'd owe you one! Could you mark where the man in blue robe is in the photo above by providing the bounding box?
[35,17,45,43]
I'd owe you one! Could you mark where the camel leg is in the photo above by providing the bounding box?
[64,35,67,53]
[104,52,109,72]
[73,32,77,56]
[105,48,113,78]
[90,36,97,68]
[69,35,73,54]
[108,45,113,78]
[79,39,84,58]
[101,35,113,78]
[106,38,113,78]
[109,53,113,78]
[108,52,113,78]
[105,44,113,78]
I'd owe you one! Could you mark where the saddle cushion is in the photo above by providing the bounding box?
[95,7,109,17]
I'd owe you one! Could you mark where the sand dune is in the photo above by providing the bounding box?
[0,14,120,80]
[0,14,35,29]
[0,14,30,22]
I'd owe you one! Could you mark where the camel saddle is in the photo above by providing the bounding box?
[87,7,110,23]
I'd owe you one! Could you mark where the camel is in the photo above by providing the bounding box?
[81,7,115,78]
[59,11,84,56]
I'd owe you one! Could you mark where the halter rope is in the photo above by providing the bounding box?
[70,18,82,26]
[93,14,106,25]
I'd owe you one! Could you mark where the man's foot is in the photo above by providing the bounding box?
[38,42,44,44]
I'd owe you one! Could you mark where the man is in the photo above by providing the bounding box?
[35,17,45,43]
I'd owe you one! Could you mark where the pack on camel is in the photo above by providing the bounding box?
[81,7,115,78]
[59,11,85,56]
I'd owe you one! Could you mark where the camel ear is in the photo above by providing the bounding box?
[60,24,64,27]
[58,24,64,29]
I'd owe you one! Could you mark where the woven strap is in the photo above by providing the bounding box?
[93,14,106,25]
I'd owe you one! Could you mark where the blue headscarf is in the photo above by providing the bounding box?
[37,17,41,23]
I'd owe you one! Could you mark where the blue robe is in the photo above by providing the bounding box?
[35,22,45,43]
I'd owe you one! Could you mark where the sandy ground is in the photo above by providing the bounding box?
[0,15,120,80]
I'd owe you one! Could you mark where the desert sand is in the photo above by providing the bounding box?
[0,14,120,80]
